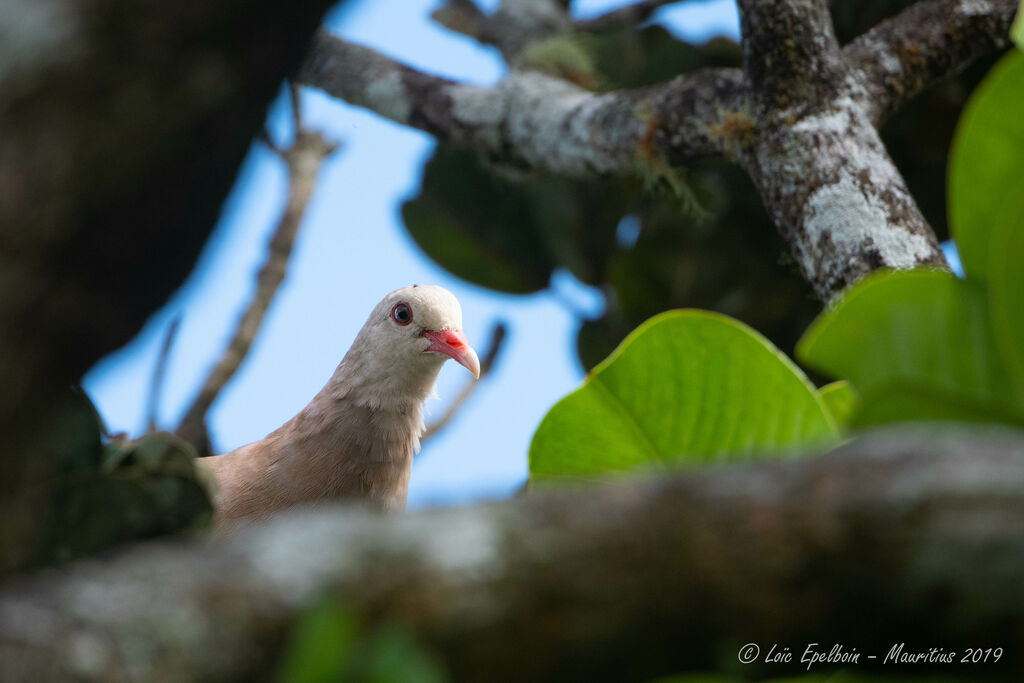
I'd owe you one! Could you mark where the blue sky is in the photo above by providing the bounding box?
[82,1,743,506]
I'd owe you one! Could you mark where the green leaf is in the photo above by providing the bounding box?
[401,146,627,293]
[797,269,1024,424]
[401,146,555,294]
[819,380,858,430]
[276,599,448,683]
[530,311,837,479]
[948,49,1024,281]
[988,194,1024,390]
[854,382,1024,428]
[357,624,448,683]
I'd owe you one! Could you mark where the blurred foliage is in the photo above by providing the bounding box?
[798,49,1024,428]
[530,311,836,480]
[406,3,993,371]
[276,597,448,683]
[403,146,629,294]
[41,388,213,565]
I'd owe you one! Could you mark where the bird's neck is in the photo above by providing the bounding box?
[329,343,445,412]
[261,358,443,511]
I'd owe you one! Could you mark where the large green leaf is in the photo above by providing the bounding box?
[797,269,1024,425]
[988,194,1024,390]
[531,311,837,479]
[948,49,1024,280]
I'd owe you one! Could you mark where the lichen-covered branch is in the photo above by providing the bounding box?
[176,88,340,456]
[432,0,572,59]
[845,0,1018,126]
[300,0,1015,302]
[734,0,949,299]
[739,99,947,299]
[299,33,743,178]
[738,0,847,107]
[2,428,1023,681]
[490,0,573,58]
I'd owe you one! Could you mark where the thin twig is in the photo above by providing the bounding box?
[256,127,281,155]
[287,82,302,129]
[176,85,341,455]
[145,315,181,433]
[431,0,488,40]
[575,0,687,32]
[421,321,508,445]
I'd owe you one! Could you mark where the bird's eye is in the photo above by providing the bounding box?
[391,302,413,325]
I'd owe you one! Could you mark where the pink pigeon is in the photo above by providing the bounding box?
[199,285,480,524]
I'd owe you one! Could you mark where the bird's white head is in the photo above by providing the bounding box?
[341,285,480,408]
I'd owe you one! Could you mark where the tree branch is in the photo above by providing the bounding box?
[575,0,689,33]
[431,0,489,41]
[176,94,340,455]
[144,316,181,434]
[734,0,948,300]
[432,0,573,59]
[738,0,847,107]
[299,0,1014,304]
[844,0,1017,126]
[2,428,1024,681]
[298,33,743,177]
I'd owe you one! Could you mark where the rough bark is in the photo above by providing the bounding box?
[846,0,1019,126]
[0,0,339,575]
[298,33,743,176]
[298,0,1016,301]
[1,428,1023,682]
[735,0,949,300]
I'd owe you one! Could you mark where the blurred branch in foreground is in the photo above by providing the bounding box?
[421,321,508,445]
[1,427,1022,681]
[176,85,341,456]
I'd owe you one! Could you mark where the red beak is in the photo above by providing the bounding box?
[423,329,480,378]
